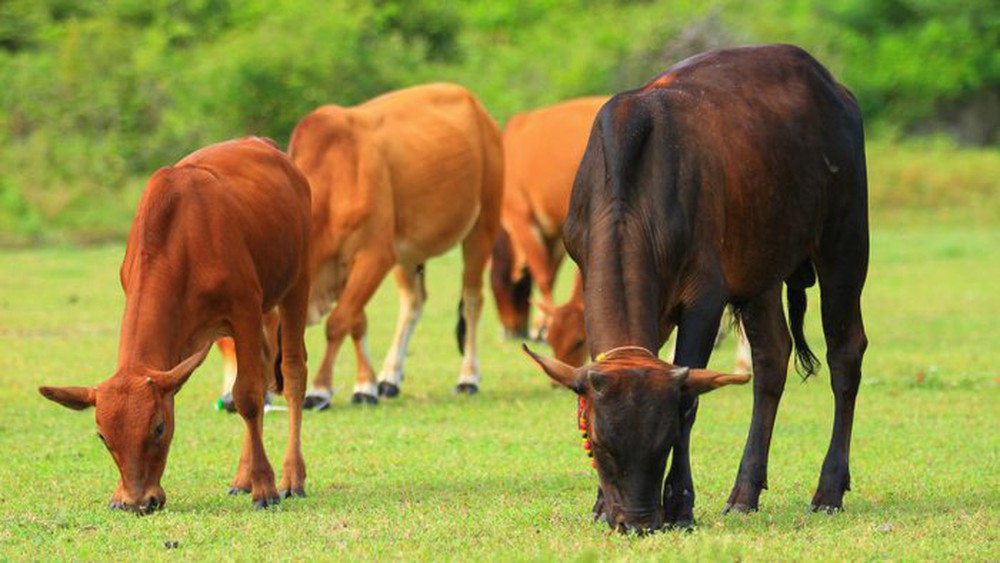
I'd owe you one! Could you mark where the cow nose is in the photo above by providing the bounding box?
[612,512,662,535]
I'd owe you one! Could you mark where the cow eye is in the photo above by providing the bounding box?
[96,432,106,443]
[153,422,165,439]
[572,339,586,351]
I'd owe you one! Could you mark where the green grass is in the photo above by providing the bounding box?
[1,223,998,560]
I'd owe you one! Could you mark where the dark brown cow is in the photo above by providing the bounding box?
[491,97,608,338]
[526,44,869,532]
[39,137,312,512]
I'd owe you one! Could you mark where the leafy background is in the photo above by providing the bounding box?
[0,0,997,244]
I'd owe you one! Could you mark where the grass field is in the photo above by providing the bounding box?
[0,221,997,559]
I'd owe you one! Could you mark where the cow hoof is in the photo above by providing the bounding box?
[280,488,306,500]
[228,487,249,495]
[377,381,400,398]
[454,383,479,395]
[350,392,378,406]
[253,496,280,510]
[810,503,842,514]
[216,393,237,413]
[666,519,695,531]
[722,502,757,514]
[302,390,332,411]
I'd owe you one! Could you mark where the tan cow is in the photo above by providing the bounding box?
[39,137,312,512]
[289,83,503,408]
[491,96,608,338]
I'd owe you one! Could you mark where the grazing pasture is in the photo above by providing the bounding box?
[0,203,997,557]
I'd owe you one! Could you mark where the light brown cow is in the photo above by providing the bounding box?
[491,96,608,338]
[288,83,503,408]
[39,137,312,512]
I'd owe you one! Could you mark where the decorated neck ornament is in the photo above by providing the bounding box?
[577,395,595,468]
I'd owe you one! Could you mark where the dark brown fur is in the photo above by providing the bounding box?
[531,44,869,531]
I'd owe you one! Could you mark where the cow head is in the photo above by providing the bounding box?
[38,345,210,514]
[523,344,749,533]
[490,228,533,339]
[537,299,587,367]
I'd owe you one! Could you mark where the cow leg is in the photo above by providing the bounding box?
[277,272,309,499]
[812,239,868,512]
[724,287,790,513]
[348,311,378,405]
[229,313,280,508]
[733,322,752,375]
[455,231,493,395]
[377,265,426,398]
[305,251,393,409]
[508,224,555,340]
[216,337,238,412]
[663,304,725,528]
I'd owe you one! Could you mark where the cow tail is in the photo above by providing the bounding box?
[786,259,820,380]
[273,324,285,393]
[456,298,466,355]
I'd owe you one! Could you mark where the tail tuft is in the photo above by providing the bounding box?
[787,260,820,380]
[456,299,466,355]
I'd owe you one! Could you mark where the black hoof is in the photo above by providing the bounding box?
[722,502,757,514]
[454,383,479,395]
[302,391,332,411]
[228,487,249,495]
[280,488,307,500]
[666,519,695,531]
[350,392,378,406]
[377,381,400,398]
[253,496,280,510]
[810,503,842,514]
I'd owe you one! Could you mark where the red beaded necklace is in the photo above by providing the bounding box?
[577,395,595,468]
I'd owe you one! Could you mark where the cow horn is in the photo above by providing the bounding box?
[522,343,582,392]
[683,368,752,395]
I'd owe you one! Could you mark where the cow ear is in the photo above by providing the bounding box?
[522,344,584,393]
[39,385,96,410]
[152,343,212,395]
[675,367,751,394]
[586,370,608,396]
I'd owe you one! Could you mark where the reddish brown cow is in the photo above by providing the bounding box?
[491,97,608,338]
[289,83,504,408]
[39,137,312,512]
[527,45,869,532]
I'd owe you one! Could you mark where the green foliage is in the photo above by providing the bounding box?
[0,0,997,243]
[0,223,997,558]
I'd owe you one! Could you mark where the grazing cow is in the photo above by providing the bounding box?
[526,44,869,532]
[540,272,753,372]
[286,83,503,409]
[491,96,608,338]
[39,137,312,512]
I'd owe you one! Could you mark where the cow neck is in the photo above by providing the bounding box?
[116,276,188,373]
[582,230,663,354]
